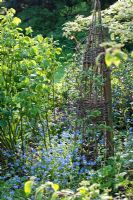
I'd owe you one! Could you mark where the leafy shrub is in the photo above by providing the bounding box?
[0,8,61,156]
[63,0,133,43]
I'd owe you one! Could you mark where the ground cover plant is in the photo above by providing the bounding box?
[0,0,133,200]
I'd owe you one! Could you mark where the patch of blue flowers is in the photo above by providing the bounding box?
[0,131,95,200]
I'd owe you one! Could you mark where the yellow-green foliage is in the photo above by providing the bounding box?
[0,8,61,152]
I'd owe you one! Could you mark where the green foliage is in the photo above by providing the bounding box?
[24,179,112,200]
[0,1,133,200]
[102,0,133,43]
[63,0,133,44]
[24,152,133,200]
[17,6,59,36]
[1,0,91,37]
[112,60,133,130]
[0,177,26,200]
[100,42,128,67]
[24,181,60,200]
[1,129,133,200]
[0,8,61,153]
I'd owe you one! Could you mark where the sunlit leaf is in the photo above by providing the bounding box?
[12,17,21,26]
[79,187,88,195]
[9,8,16,14]
[113,56,121,67]
[105,52,113,67]
[122,52,128,61]
[52,184,59,191]
[31,46,39,55]
[37,35,44,42]
[24,180,34,195]
[25,27,33,35]
[56,48,62,55]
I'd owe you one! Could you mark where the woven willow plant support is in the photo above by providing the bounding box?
[78,0,114,160]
